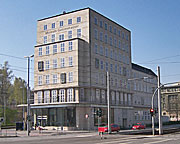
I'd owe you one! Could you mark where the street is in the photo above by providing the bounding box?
[0,131,180,144]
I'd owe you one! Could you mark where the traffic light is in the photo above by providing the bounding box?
[150,108,154,116]
[96,108,102,117]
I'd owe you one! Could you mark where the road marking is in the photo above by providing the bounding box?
[143,139,172,144]
[75,134,95,137]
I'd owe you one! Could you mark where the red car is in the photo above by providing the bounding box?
[132,123,146,130]
[98,124,120,133]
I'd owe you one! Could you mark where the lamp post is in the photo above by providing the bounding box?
[24,54,34,136]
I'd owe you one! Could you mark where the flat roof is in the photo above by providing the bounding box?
[38,7,130,32]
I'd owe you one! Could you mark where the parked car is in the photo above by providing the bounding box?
[132,123,146,130]
[98,124,120,133]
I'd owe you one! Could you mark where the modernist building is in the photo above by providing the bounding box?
[161,83,180,121]
[32,8,157,130]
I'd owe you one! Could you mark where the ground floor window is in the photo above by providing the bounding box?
[33,107,76,127]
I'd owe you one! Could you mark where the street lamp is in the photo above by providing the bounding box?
[24,54,34,136]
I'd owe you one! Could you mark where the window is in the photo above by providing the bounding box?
[44,36,47,44]
[77,29,81,37]
[38,47,42,56]
[100,32,103,41]
[44,25,47,30]
[126,34,129,41]
[114,38,117,47]
[52,23,55,29]
[100,45,103,55]
[38,75,42,86]
[67,88,73,102]
[115,64,117,73]
[69,72,73,82]
[53,44,57,54]
[95,58,99,69]
[53,74,57,84]
[119,53,121,62]
[69,41,73,51]
[104,23,108,30]
[110,50,113,59]
[110,64,113,72]
[61,58,65,68]
[45,60,50,70]
[53,59,57,69]
[109,25,112,32]
[105,62,108,71]
[51,34,55,42]
[37,91,42,103]
[59,34,64,41]
[114,27,117,35]
[118,40,121,49]
[94,43,98,54]
[46,46,49,55]
[44,91,50,103]
[105,34,108,43]
[60,73,66,84]
[77,17,81,23]
[60,43,65,52]
[60,21,63,27]
[122,32,124,39]
[68,19,72,25]
[52,90,57,103]
[109,36,112,46]
[94,17,98,25]
[100,60,103,70]
[118,30,121,37]
[38,61,44,71]
[69,56,73,66]
[100,20,103,28]
[94,29,98,39]
[114,52,117,61]
[60,89,65,102]
[45,75,49,84]
[68,30,72,39]
[105,48,108,57]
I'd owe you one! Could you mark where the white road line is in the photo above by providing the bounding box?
[142,139,172,144]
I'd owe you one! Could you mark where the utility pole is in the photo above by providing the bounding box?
[24,54,34,136]
[157,66,162,135]
[107,71,111,133]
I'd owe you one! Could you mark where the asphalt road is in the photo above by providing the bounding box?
[0,131,180,144]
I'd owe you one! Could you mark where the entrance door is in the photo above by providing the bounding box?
[123,118,127,128]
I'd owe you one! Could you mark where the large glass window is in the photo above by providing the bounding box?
[37,91,42,103]
[67,88,73,102]
[44,91,50,103]
[60,89,65,102]
[52,90,57,103]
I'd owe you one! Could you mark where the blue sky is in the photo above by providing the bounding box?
[0,0,180,88]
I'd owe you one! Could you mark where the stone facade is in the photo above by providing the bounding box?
[32,8,157,130]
